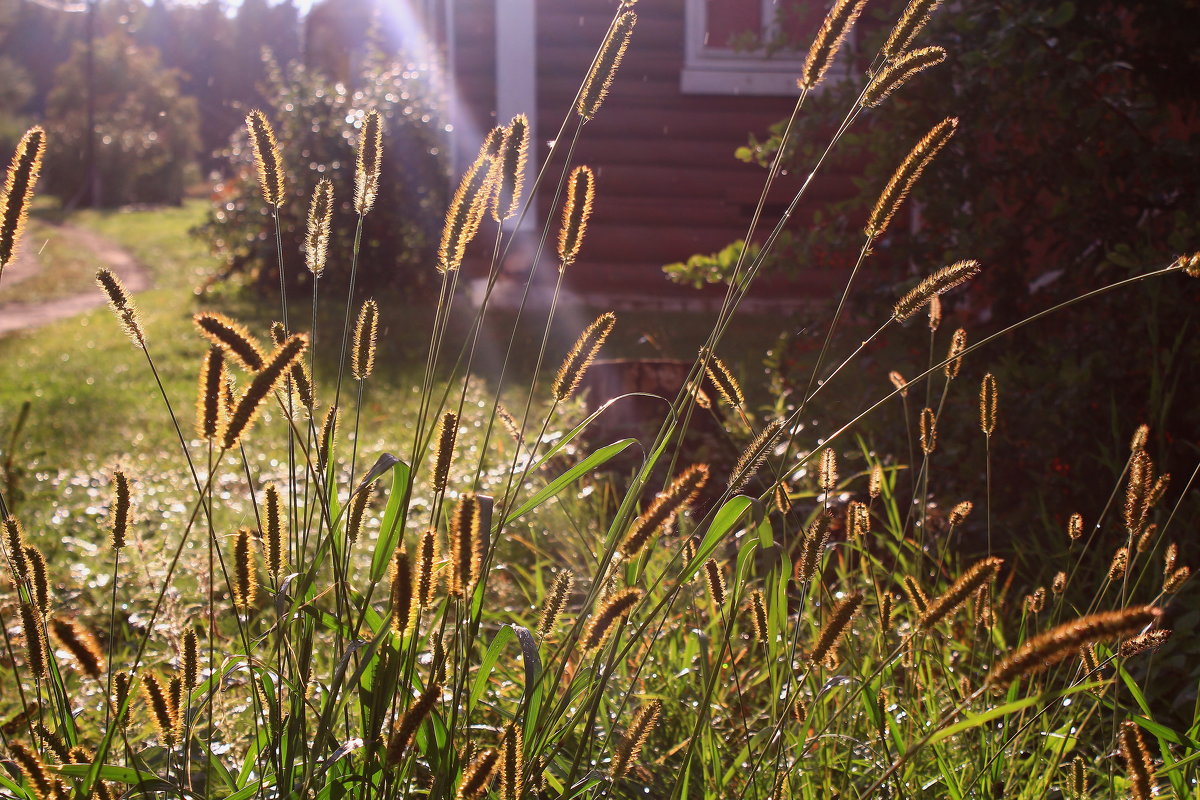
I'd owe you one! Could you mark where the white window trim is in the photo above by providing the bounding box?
[681,0,852,96]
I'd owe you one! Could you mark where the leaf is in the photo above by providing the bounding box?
[370,459,412,582]
[504,438,637,524]
[927,682,1103,746]
[471,625,516,708]
[686,495,755,582]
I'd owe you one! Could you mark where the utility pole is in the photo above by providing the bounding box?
[85,0,98,207]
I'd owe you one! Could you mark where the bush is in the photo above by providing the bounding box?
[42,32,199,207]
[193,49,448,297]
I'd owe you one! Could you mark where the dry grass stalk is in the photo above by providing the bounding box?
[800,0,868,90]
[621,463,709,556]
[610,699,662,779]
[552,311,616,402]
[987,606,1160,688]
[868,118,957,240]
[918,557,1002,629]
[578,12,637,120]
[246,110,285,207]
[557,165,596,266]
[863,46,946,107]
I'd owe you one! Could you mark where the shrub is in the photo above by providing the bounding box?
[193,48,448,297]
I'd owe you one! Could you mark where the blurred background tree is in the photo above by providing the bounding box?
[42,30,199,206]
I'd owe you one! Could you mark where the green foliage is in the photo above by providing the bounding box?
[192,49,448,296]
[662,239,758,288]
[42,31,199,207]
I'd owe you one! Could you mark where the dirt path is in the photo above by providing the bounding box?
[0,222,151,335]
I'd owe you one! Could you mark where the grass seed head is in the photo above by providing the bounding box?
[318,405,339,470]
[987,606,1160,689]
[800,0,868,90]
[222,334,309,449]
[346,481,375,546]
[578,12,637,120]
[390,547,414,636]
[818,447,838,493]
[232,527,258,612]
[196,346,225,442]
[493,114,529,221]
[869,463,883,498]
[8,741,54,800]
[387,683,441,766]
[879,591,894,635]
[610,699,662,780]
[583,587,642,651]
[945,327,967,379]
[552,311,616,402]
[1117,721,1157,800]
[0,126,46,273]
[48,617,105,679]
[458,748,499,800]
[24,546,48,616]
[1163,566,1189,593]
[416,526,439,608]
[537,569,574,639]
[96,268,145,348]
[449,493,483,597]
[795,512,832,584]
[882,0,944,58]
[193,312,266,372]
[701,349,744,407]
[729,418,784,493]
[863,46,946,107]
[919,407,937,454]
[355,109,383,215]
[246,110,285,207]
[810,592,864,664]
[19,602,47,678]
[305,178,334,275]
[557,165,596,266]
[703,558,727,607]
[352,299,379,381]
[1067,512,1084,541]
[182,627,200,689]
[142,674,179,748]
[1107,547,1129,582]
[1120,629,1172,658]
[621,463,708,556]
[894,259,981,321]
[1068,755,1088,799]
[4,514,28,582]
[1052,571,1067,594]
[902,574,928,614]
[980,372,999,435]
[868,118,957,240]
[888,370,908,397]
[431,410,459,492]
[948,500,973,527]
[438,144,495,272]
[748,589,769,641]
[33,724,70,764]
[847,500,869,537]
[919,557,1002,629]
[263,483,284,577]
[500,725,523,800]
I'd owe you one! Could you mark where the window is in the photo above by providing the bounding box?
[682,0,836,96]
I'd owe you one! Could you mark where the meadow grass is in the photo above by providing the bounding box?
[0,2,1196,800]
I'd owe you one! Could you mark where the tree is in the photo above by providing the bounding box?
[43,30,200,206]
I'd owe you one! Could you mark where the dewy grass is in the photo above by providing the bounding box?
[0,1,1197,798]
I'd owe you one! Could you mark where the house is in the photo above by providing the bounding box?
[308,0,858,309]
